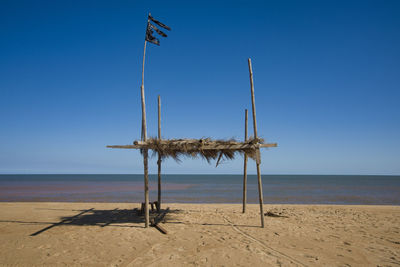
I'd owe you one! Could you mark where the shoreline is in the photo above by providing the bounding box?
[1,201,400,206]
[1,202,399,266]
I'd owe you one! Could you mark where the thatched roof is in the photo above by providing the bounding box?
[108,138,277,165]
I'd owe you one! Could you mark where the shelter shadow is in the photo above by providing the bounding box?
[30,207,181,236]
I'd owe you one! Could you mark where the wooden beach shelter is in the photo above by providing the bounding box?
[107,14,277,228]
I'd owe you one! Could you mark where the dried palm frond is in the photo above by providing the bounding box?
[137,137,265,164]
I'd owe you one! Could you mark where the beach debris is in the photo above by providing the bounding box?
[264,211,288,218]
[150,218,168,234]
[150,207,169,234]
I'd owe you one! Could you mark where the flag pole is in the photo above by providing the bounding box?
[141,14,150,228]
[141,39,147,140]
[141,13,150,140]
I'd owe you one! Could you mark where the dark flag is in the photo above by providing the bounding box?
[145,14,171,46]
[145,23,160,45]
[150,23,167,37]
[149,15,171,31]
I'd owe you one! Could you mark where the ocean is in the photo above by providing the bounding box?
[0,174,399,205]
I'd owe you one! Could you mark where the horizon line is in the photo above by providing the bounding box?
[1,173,399,176]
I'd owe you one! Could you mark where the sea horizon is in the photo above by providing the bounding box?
[1,174,399,205]
[2,173,399,175]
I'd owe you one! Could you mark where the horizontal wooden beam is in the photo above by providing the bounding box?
[106,142,277,150]
[107,145,142,149]
[259,143,278,148]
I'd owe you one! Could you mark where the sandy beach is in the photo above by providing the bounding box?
[0,202,399,266]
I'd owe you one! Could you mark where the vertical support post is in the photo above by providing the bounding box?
[248,58,265,228]
[141,15,150,228]
[143,149,149,227]
[157,95,162,211]
[242,109,248,213]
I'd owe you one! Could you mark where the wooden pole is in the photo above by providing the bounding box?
[248,58,265,228]
[158,96,161,140]
[157,95,162,211]
[141,14,150,228]
[242,109,248,213]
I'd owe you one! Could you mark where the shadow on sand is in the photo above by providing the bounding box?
[25,207,182,236]
[0,206,269,235]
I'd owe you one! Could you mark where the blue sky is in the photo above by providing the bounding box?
[0,0,399,174]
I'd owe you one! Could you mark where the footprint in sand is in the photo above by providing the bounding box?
[304,254,318,261]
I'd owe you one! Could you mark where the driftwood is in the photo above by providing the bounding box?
[150,207,169,234]
[264,211,288,218]
[150,218,168,234]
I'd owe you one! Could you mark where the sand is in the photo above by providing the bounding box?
[0,202,399,266]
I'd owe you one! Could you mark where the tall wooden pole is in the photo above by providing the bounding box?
[242,109,248,213]
[141,40,147,141]
[157,95,162,211]
[248,58,265,228]
[141,14,150,228]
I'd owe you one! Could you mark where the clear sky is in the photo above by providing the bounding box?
[1,0,399,175]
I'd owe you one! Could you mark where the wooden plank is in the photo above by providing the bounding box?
[248,58,265,228]
[259,143,278,148]
[243,109,248,213]
[150,207,169,234]
[150,218,168,234]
